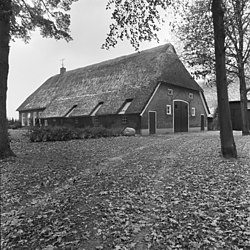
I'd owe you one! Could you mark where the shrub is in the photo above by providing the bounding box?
[28,126,82,142]
[81,126,122,139]
[8,119,21,129]
[28,126,123,142]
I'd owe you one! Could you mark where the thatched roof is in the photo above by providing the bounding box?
[17,43,203,118]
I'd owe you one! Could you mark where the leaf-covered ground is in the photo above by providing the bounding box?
[1,130,250,250]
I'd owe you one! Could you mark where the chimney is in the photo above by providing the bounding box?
[60,66,66,75]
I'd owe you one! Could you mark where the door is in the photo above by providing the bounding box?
[174,101,188,132]
[149,111,156,134]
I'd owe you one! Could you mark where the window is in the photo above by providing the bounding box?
[189,93,194,99]
[44,119,48,126]
[33,112,37,125]
[75,118,79,124]
[119,99,133,114]
[21,113,26,126]
[168,89,173,96]
[27,113,31,126]
[191,107,196,116]
[91,102,103,116]
[121,116,128,124]
[166,105,172,115]
[93,116,99,127]
[65,105,77,117]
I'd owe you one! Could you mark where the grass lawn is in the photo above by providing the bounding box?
[1,130,250,250]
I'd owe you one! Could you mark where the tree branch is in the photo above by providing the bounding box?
[243,38,250,63]
[39,0,56,19]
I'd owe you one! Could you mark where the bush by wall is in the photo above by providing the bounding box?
[82,126,122,139]
[8,119,21,129]
[28,126,123,142]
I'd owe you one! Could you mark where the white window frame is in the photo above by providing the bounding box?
[21,113,25,126]
[189,93,194,99]
[191,107,196,117]
[119,100,132,114]
[27,113,31,126]
[91,103,102,116]
[166,105,172,115]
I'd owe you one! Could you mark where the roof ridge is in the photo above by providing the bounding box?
[56,43,175,77]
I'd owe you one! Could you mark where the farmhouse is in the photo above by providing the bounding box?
[17,43,210,134]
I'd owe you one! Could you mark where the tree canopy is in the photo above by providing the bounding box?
[103,0,172,50]
[9,0,78,42]
[172,0,250,84]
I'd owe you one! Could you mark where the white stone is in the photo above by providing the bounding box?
[123,127,136,136]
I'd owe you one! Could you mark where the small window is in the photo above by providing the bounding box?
[44,119,48,126]
[65,105,77,117]
[121,116,128,124]
[27,113,31,126]
[168,89,173,96]
[119,99,133,114]
[91,102,103,116]
[191,107,196,116]
[93,116,99,127]
[189,93,194,99]
[75,118,79,124]
[21,113,26,126]
[166,105,172,115]
[53,118,56,123]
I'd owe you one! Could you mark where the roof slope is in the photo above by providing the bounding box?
[17,43,202,118]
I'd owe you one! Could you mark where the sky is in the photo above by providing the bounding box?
[7,0,175,119]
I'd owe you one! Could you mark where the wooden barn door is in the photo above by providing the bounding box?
[149,111,156,134]
[174,101,188,132]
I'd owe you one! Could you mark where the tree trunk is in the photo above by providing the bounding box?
[238,64,250,135]
[212,0,237,158]
[0,0,15,159]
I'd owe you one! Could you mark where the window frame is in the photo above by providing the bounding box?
[166,104,172,115]
[121,116,128,124]
[189,93,194,99]
[168,88,174,96]
[93,116,99,127]
[191,107,196,117]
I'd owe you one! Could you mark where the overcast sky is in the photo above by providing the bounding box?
[7,0,175,119]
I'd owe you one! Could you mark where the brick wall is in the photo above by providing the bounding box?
[43,114,141,133]
[141,82,207,133]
